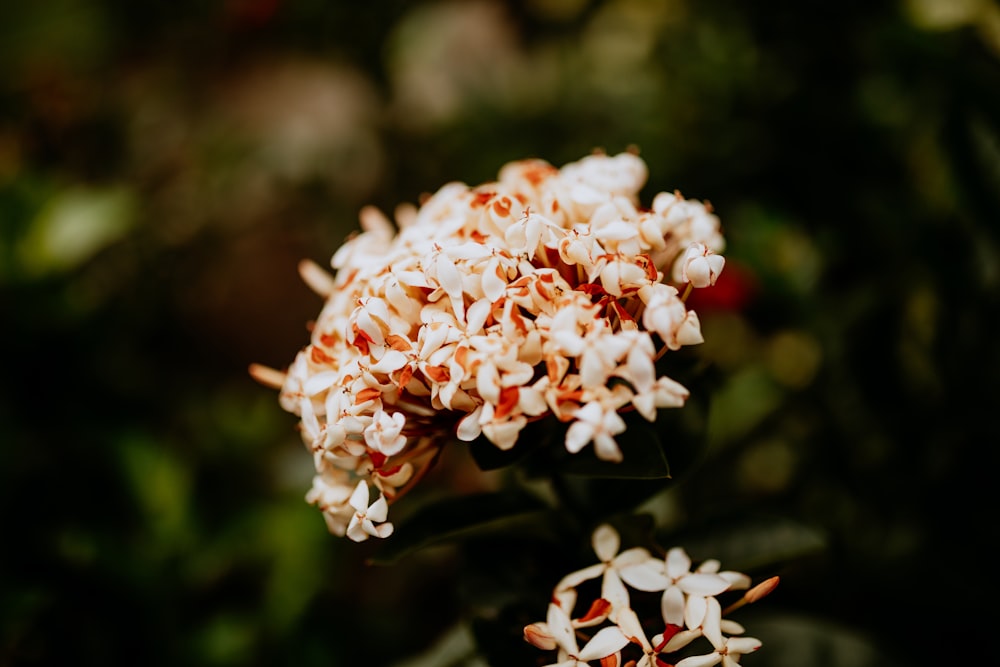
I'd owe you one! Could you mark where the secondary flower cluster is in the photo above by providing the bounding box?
[524,524,776,667]
[256,150,726,540]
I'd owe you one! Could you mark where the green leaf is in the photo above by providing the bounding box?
[662,514,827,574]
[466,422,544,471]
[556,397,709,482]
[388,622,479,667]
[560,414,671,479]
[749,613,900,667]
[468,391,710,484]
[18,185,136,276]
[369,491,553,565]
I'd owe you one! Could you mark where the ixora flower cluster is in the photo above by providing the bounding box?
[524,524,777,667]
[251,150,726,541]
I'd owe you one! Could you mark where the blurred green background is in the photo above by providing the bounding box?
[2,0,998,665]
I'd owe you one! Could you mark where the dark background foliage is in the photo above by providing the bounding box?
[2,1,998,665]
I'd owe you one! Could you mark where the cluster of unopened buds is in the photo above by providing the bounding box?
[524,524,778,667]
[251,150,726,540]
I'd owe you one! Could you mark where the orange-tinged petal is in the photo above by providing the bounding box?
[575,598,612,626]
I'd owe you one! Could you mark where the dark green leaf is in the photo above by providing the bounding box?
[661,514,827,574]
[748,613,901,667]
[557,397,710,482]
[471,604,542,667]
[560,414,671,479]
[369,491,552,565]
[466,423,543,471]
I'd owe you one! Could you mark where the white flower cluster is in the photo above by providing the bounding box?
[269,150,726,540]
[524,524,774,667]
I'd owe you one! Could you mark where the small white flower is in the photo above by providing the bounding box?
[659,548,732,631]
[595,253,650,297]
[477,401,527,451]
[554,319,631,390]
[305,470,357,536]
[345,481,394,542]
[640,284,704,349]
[565,400,627,462]
[352,297,391,348]
[675,242,725,287]
[555,524,663,620]
[363,409,407,457]
[558,228,600,269]
[615,341,689,421]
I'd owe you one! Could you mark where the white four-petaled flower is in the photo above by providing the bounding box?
[345,481,394,542]
[555,524,661,620]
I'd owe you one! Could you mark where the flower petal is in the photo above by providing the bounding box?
[674,654,722,667]
[578,626,630,661]
[546,603,578,655]
[719,619,745,636]
[661,628,701,653]
[565,421,594,454]
[524,622,557,651]
[366,494,389,522]
[616,607,651,652]
[684,593,708,630]
[661,585,685,626]
[592,524,620,562]
[719,571,752,590]
[678,573,730,597]
[556,564,605,591]
[572,598,612,628]
[665,547,691,579]
[601,570,631,616]
[725,637,762,655]
[348,480,369,513]
[701,598,723,648]
[619,561,670,592]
